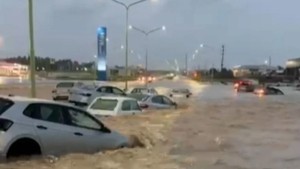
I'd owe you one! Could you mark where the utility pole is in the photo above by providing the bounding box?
[268,56,272,67]
[221,44,225,71]
[28,0,36,98]
[185,53,188,76]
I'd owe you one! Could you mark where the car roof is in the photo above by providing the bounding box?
[92,96,137,101]
[0,95,75,107]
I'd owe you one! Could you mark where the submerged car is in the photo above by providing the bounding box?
[138,95,177,110]
[234,80,255,92]
[138,76,156,83]
[0,95,129,160]
[86,96,143,117]
[52,82,84,100]
[127,87,158,101]
[68,85,126,106]
[169,88,192,98]
[254,86,284,95]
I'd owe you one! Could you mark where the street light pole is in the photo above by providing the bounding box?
[110,0,148,90]
[28,0,36,98]
[129,25,166,87]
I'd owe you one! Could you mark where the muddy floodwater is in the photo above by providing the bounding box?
[1,83,300,169]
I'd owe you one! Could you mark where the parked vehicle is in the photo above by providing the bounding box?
[138,75,156,83]
[87,96,143,117]
[68,85,126,106]
[127,87,158,95]
[254,86,284,95]
[169,88,192,98]
[0,95,129,160]
[52,82,84,100]
[138,95,177,110]
[126,87,158,101]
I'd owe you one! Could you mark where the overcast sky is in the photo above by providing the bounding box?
[0,0,300,70]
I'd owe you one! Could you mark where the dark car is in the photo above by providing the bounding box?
[254,86,284,95]
[234,80,255,92]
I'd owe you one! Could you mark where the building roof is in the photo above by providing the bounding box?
[233,64,277,70]
[286,58,300,68]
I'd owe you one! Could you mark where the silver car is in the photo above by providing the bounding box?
[69,85,127,106]
[138,95,177,110]
[52,82,84,100]
[0,95,129,160]
[127,87,158,101]
[169,88,192,98]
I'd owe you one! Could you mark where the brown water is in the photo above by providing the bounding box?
[169,98,300,169]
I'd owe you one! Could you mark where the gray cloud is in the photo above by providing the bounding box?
[1,0,300,69]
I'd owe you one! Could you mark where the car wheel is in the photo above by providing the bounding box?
[186,95,190,98]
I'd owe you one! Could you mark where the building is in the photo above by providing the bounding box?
[232,65,278,78]
[285,58,300,79]
[0,62,28,77]
[107,65,144,78]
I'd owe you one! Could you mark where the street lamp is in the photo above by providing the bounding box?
[109,0,149,90]
[129,25,166,87]
[28,0,36,98]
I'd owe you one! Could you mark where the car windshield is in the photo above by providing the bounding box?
[0,98,14,115]
[90,99,118,111]
[56,82,74,88]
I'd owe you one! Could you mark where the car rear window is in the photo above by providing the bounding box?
[90,99,118,111]
[0,98,14,115]
[56,82,74,88]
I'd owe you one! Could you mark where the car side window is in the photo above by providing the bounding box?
[131,89,137,93]
[97,87,111,93]
[66,108,102,130]
[130,100,141,110]
[152,96,163,104]
[162,96,173,105]
[23,104,65,124]
[112,87,125,95]
[121,100,131,111]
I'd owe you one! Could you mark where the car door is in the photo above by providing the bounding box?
[120,100,141,115]
[161,96,176,109]
[23,103,81,156]
[64,107,116,153]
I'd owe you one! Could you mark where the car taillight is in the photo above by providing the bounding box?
[234,83,239,88]
[140,104,149,109]
[258,89,265,94]
[0,119,13,132]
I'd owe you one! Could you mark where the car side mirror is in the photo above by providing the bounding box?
[100,126,111,133]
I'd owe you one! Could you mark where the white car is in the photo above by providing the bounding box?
[52,82,84,100]
[87,96,143,117]
[127,87,158,95]
[0,95,129,160]
[126,87,158,101]
[69,85,127,106]
[138,95,177,110]
[169,88,192,98]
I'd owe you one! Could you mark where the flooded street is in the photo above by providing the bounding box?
[170,85,300,169]
[1,79,300,169]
